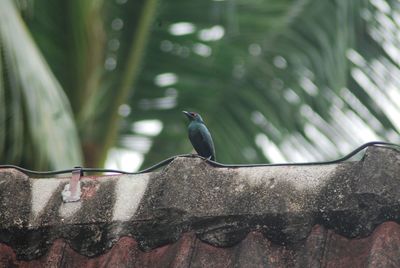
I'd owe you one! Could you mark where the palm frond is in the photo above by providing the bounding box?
[0,0,82,169]
[125,0,400,168]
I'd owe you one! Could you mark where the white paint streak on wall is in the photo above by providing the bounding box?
[59,202,82,219]
[113,174,150,221]
[237,164,339,191]
[31,179,62,218]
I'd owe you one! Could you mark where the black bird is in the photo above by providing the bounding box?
[183,111,216,161]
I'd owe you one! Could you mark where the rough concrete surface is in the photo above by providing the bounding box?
[0,146,399,265]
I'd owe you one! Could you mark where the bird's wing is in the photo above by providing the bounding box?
[193,124,216,160]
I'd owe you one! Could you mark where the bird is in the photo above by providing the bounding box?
[183,111,216,161]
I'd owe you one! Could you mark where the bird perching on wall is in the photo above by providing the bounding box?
[183,111,216,161]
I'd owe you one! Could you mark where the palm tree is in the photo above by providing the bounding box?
[0,0,158,169]
[1,0,399,170]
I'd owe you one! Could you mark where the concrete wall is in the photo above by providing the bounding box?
[0,147,400,266]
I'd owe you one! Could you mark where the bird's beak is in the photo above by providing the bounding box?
[182,111,192,119]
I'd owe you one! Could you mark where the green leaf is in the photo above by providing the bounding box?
[0,0,82,169]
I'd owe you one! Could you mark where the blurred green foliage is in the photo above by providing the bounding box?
[1,0,400,170]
